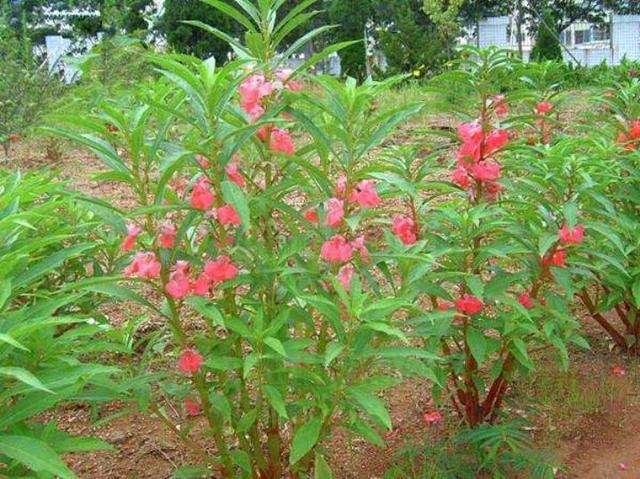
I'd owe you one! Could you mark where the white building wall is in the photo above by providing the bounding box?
[477,15,640,66]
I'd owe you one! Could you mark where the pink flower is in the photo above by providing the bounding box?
[337,264,354,291]
[423,411,443,424]
[158,224,177,248]
[184,398,201,416]
[190,179,214,211]
[121,224,142,251]
[458,121,483,143]
[324,198,344,228]
[471,160,502,181]
[123,252,161,279]
[239,74,273,113]
[217,204,241,226]
[270,128,295,155]
[350,235,369,262]
[336,175,348,197]
[518,292,534,309]
[225,162,245,188]
[166,275,191,300]
[178,348,203,374]
[204,256,238,282]
[618,463,629,471]
[485,129,508,155]
[320,235,353,263]
[349,180,381,208]
[392,215,417,245]
[558,224,585,245]
[455,294,484,315]
[303,207,319,224]
[275,69,303,91]
[191,273,211,296]
[196,155,210,168]
[492,95,508,115]
[535,101,553,115]
[452,167,471,189]
[612,365,626,376]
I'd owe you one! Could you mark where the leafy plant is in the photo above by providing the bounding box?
[0,170,121,477]
[47,0,426,477]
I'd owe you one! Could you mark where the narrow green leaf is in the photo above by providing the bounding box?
[289,417,323,465]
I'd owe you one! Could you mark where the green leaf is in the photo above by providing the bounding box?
[0,367,52,393]
[263,385,288,419]
[314,453,334,479]
[289,417,323,465]
[632,278,640,309]
[0,333,29,351]
[364,322,409,344]
[347,387,392,430]
[0,435,76,478]
[466,327,487,363]
[172,464,210,479]
[264,337,288,358]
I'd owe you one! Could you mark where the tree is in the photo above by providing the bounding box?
[524,0,607,33]
[0,13,62,159]
[531,9,562,62]
[423,0,464,59]
[156,0,239,61]
[328,0,370,80]
[371,0,448,77]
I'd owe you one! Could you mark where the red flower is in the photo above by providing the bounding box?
[392,215,417,245]
[123,252,161,279]
[423,411,443,424]
[225,162,246,187]
[349,180,381,208]
[629,120,640,139]
[217,204,241,226]
[190,179,214,211]
[518,292,534,309]
[452,167,471,189]
[535,101,553,115]
[542,249,566,268]
[492,95,509,115]
[612,365,626,376]
[303,207,319,224]
[471,160,502,181]
[178,348,203,374]
[324,198,345,228]
[204,256,238,282]
[350,235,369,262]
[558,224,585,245]
[485,129,509,155]
[158,224,177,249]
[121,224,142,251]
[184,398,201,416]
[437,301,454,311]
[270,128,295,155]
[190,273,211,296]
[455,294,484,315]
[337,264,354,291]
[320,234,352,263]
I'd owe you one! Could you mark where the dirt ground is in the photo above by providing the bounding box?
[9,122,640,479]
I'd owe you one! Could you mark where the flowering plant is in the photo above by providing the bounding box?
[49,1,425,476]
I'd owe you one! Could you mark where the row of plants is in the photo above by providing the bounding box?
[2,1,639,477]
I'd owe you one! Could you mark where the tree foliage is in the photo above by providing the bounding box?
[531,9,563,62]
[328,0,370,80]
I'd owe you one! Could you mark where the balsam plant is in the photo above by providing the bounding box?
[49,1,427,477]
[0,170,121,478]
[382,48,585,427]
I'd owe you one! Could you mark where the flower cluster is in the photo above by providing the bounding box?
[451,120,508,198]
[616,119,640,150]
[238,70,302,155]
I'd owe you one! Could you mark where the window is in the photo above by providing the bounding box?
[574,29,591,44]
[591,25,610,42]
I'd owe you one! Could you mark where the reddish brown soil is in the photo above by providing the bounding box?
[10,134,640,478]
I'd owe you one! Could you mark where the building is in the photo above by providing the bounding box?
[477,15,640,66]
